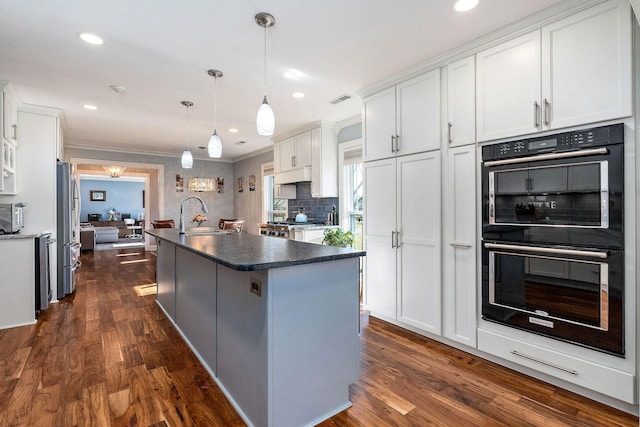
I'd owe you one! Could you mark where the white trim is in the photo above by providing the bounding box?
[630,0,640,23]
[70,157,165,252]
[338,139,363,228]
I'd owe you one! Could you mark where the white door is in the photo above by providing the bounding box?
[279,137,296,171]
[363,158,397,319]
[363,87,396,162]
[396,69,441,155]
[476,31,541,142]
[443,145,477,347]
[294,130,312,168]
[541,0,631,130]
[447,56,476,147]
[396,152,441,334]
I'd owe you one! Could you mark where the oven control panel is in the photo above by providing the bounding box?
[483,123,623,161]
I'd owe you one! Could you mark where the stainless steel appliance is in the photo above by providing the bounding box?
[56,161,81,298]
[35,233,53,317]
[259,219,331,241]
[0,203,25,234]
[481,123,624,356]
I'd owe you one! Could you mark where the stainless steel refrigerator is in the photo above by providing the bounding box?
[56,161,81,298]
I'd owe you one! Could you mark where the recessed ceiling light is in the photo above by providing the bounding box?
[229,128,239,133]
[78,32,104,45]
[83,104,98,110]
[292,92,305,99]
[454,0,479,12]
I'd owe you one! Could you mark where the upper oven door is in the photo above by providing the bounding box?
[482,144,623,248]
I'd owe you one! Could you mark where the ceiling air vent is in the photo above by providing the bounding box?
[330,94,352,104]
[234,140,247,145]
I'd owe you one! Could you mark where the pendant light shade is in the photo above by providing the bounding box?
[255,13,275,136]
[257,96,275,136]
[208,131,222,158]
[181,149,193,168]
[207,69,223,158]
[180,101,194,169]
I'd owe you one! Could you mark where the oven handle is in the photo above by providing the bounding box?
[483,147,608,167]
[483,242,608,259]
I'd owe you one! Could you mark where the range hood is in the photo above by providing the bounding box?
[274,166,311,185]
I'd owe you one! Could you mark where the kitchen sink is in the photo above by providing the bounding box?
[178,227,230,236]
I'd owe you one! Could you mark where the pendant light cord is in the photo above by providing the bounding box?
[263,24,267,96]
[185,104,190,150]
[214,76,218,130]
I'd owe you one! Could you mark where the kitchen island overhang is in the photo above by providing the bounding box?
[147,229,365,427]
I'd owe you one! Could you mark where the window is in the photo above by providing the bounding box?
[262,162,287,222]
[339,140,363,250]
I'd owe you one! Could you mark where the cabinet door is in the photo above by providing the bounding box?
[447,56,476,147]
[363,87,396,162]
[363,158,397,319]
[396,70,441,155]
[156,239,176,320]
[541,0,631,130]
[279,137,296,171]
[396,151,441,334]
[443,145,477,347]
[3,89,18,143]
[476,31,541,142]
[294,130,312,168]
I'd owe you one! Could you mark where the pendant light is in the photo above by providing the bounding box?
[207,69,223,158]
[255,12,275,136]
[188,147,216,191]
[181,101,194,169]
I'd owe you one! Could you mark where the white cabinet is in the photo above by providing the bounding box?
[276,132,311,172]
[476,0,631,142]
[363,69,441,162]
[274,121,338,197]
[0,238,36,329]
[1,82,19,194]
[310,125,338,197]
[442,145,477,347]
[275,184,296,199]
[445,56,476,147]
[364,151,442,334]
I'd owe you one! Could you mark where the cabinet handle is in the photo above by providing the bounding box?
[276,185,281,197]
[543,98,550,126]
[447,122,452,144]
[391,231,397,248]
[395,230,400,248]
[449,242,471,248]
[533,101,540,128]
[291,156,296,167]
[510,351,578,375]
[390,135,395,153]
[11,124,17,141]
[395,134,400,152]
[484,242,608,259]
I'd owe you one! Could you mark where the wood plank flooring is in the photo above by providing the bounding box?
[0,247,637,426]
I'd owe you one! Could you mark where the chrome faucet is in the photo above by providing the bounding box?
[179,196,209,234]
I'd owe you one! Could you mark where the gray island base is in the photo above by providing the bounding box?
[147,229,365,427]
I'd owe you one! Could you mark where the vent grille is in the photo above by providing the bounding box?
[330,94,352,104]
[234,140,247,145]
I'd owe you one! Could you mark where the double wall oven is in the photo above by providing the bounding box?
[481,123,624,356]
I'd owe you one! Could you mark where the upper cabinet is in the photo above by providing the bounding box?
[445,56,476,147]
[1,82,19,194]
[363,69,440,162]
[476,0,631,142]
[273,121,338,197]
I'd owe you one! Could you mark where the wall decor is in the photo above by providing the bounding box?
[249,175,256,191]
[238,176,244,192]
[90,190,106,201]
[216,177,224,194]
[176,174,184,192]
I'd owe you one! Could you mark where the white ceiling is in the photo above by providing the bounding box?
[0,0,563,161]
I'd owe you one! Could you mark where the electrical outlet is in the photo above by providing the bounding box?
[550,201,557,209]
[250,278,262,297]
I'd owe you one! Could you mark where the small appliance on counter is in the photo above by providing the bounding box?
[0,203,26,234]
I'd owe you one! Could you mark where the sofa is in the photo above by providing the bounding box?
[94,227,119,243]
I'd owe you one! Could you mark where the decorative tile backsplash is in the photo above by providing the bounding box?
[287,182,338,224]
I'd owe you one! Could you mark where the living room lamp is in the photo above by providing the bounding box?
[255,12,275,136]
[181,101,194,169]
[207,69,223,158]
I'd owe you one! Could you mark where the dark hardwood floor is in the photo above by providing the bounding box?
[0,247,637,426]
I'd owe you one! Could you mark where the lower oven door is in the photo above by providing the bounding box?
[482,241,624,356]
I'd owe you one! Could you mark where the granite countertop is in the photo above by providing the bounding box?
[0,231,50,240]
[146,228,365,271]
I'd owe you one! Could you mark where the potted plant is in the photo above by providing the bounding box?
[322,228,354,248]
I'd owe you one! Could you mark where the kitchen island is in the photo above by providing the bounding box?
[146,228,365,427]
